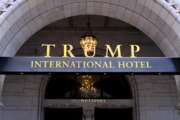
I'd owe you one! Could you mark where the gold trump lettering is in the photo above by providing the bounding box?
[41,44,141,58]
[105,44,122,57]
[41,44,55,58]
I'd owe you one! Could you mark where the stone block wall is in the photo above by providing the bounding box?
[136,75,180,120]
[0,75,179,120]
[0,75,42,120]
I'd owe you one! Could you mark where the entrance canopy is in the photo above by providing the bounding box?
[0,57,180,75]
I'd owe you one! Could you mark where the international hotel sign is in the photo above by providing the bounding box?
[31,57,151,70]
[0,57,180,74]
[0,34,180,74]
[0,42,180,74]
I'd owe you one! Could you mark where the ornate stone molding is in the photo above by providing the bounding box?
[0,0,17,15]
[156,0,180,21]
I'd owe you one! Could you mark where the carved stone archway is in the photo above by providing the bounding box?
[0,0,180,108]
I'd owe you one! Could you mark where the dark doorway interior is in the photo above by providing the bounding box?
[44,108,83,120]
[95,108,133,120]
[45,75,132,99]
[44,74,133,120]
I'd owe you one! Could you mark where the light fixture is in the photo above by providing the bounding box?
[79,75,96,97]
[80,34,97,56]
[80,16,97,57]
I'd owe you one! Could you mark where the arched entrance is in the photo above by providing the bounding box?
[1,14,178,120]
[1,0,180,106]
[44,75,133,120]
[1,1,180,106]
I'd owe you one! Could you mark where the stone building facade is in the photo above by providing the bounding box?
[0,0,180,120]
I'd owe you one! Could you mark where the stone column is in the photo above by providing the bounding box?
[83,107,94,120]
[175,75,180,110]
[0,75,4,106]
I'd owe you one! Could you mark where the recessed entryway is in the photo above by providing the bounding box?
[44,74,133,120]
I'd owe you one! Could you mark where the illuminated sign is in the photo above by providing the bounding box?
[41,44,141,58]
[0,38,179,74]
[0,57,180,74]
[30,58,151,69]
